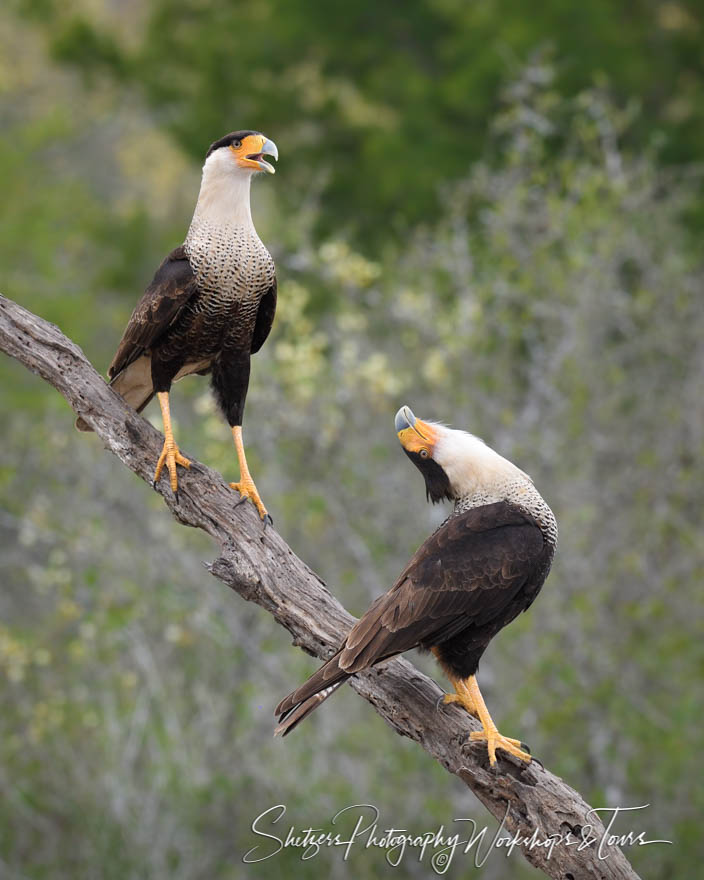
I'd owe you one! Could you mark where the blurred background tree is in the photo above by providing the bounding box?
[12,0,704,247]
[1,2,702,878]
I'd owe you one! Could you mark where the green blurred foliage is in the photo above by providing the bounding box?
[15,0,704,248]
[2,3,703,879]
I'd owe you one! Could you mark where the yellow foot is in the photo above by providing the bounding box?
[229,477,270,522]
[442,693,478,717]
[154,443,191,494]
[469,727,531,766]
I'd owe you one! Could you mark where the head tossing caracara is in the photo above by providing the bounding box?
[76,131,278,520]
[275,406,558,767]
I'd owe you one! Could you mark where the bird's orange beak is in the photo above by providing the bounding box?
[395,405,439,456]
[230,134,278,174]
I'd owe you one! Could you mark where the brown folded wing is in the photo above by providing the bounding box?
[338,501,546,672]
[276,502,547,724]
[108,246,199,379]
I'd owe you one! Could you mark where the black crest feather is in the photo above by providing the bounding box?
[206,130,259,158]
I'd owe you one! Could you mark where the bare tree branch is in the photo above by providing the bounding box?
[0,293,642,879]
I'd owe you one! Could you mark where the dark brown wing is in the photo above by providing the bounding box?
[250,277,277,354]
[108,246,199,378]
[275,502,549,728]
[338,502,547,672]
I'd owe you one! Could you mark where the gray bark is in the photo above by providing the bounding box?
[0,293,642,879]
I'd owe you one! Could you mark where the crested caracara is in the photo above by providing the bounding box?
[275,406,558,766]
[76,131,279,520]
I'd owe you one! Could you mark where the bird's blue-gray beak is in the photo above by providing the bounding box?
[395,405,417,433]
[396,405,435,445]
[257,138,278,174]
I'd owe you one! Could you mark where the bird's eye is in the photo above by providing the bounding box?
[231,139,241,148]
[419,449,429,458]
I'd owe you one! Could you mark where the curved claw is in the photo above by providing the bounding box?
[263,513,274,528]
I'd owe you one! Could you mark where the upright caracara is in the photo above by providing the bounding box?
[76,131,278,520]
[275,406,558,766]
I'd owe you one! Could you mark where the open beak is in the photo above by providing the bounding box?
[247,137,278,174]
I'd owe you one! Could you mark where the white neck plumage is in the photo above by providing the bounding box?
[190,153,255,230]
[432,427,528,499]
[432,425,558,545]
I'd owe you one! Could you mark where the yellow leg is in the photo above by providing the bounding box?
[154,391,191,495]
[229,426,269,521]
[465,675,531,767]
[442,676,479,717]
[433,650,479,716]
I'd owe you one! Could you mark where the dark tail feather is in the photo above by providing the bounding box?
[274,680,346,737]
[274,652,349,736]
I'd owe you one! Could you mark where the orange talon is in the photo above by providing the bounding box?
[468,729,531,764]
[448,674,531,766]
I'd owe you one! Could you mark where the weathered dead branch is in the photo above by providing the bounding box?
[0,293,642,879]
